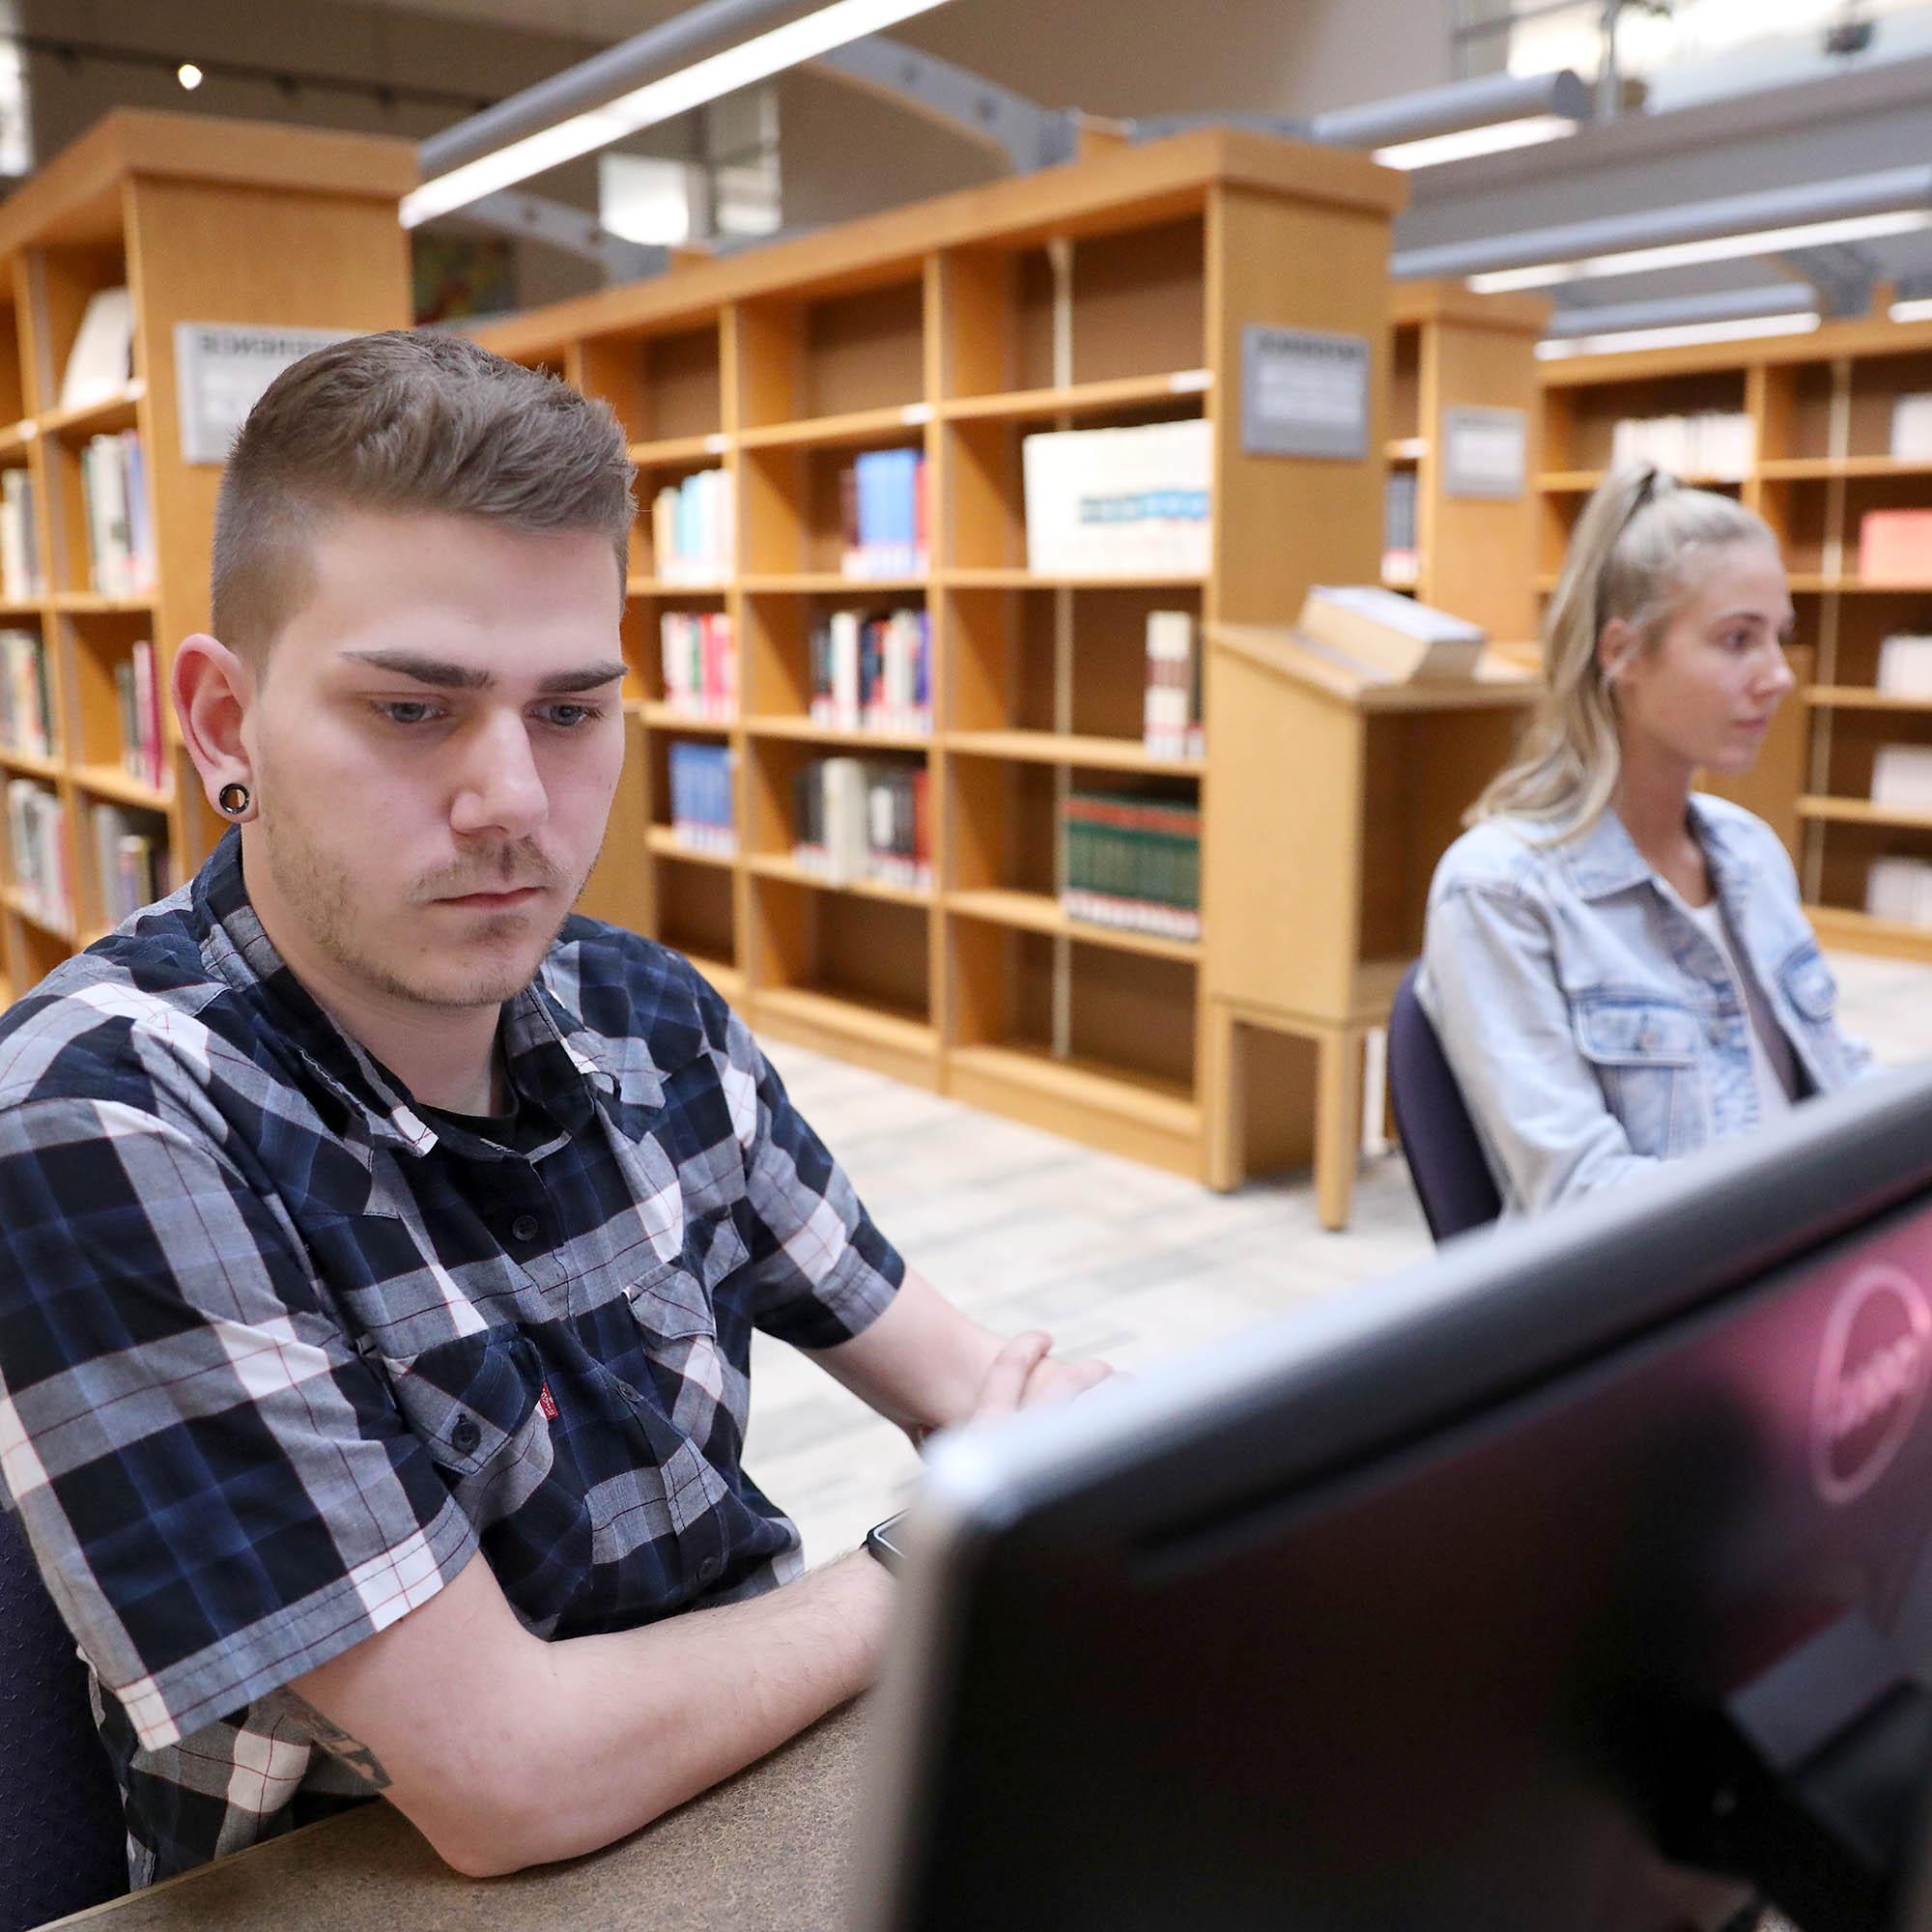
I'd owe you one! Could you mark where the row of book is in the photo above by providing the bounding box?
[0,629,49,757]
[667,742,736,855]
[90,802,170,926]
[1142,610,1204,760]
[7,780,69,930]
[1607,412,1753,481]
[651,469,733,584]
[1381,470,1418,588]
[1023,418,1211,578]
[839,448,928,581]
[1892,396,1932,460]
[0,470,40,602]
[81,431,157,600]
[809,608,931,735]
[1866,857,1932,930]
[1061,791,1201,942]
[115,640,165,791]
[794,757,931,892]
[661,612,736,721]
[1871,747,1932,812]
[1860,511,1932,586]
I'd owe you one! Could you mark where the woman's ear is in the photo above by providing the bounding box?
[1596,615,1635,688]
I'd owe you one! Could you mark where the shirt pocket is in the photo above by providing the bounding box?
[381,1326,555,1515]
[1573,994,1706,1159]
[623,1243,741,1446]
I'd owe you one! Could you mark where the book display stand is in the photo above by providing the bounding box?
[482,130,1423,1200]
[0,110,413,1003]
[1539,311,1932,961]
[1203,624,1536,1227]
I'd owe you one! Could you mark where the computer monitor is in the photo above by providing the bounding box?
[854,1063,1932,1932]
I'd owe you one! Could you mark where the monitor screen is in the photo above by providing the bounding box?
[854,1065,1932,1932]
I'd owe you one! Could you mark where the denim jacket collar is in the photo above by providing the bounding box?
[1557,798,1758,906]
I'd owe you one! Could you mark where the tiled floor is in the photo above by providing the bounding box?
[744,949,1932,1565]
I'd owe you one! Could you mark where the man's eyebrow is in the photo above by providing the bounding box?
[339,650,628,695]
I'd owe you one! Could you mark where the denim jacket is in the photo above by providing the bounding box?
[1418,794,1870,1219]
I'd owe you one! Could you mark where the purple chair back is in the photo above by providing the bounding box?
[1388,962,1503,1243]
[0,1504,128,1931]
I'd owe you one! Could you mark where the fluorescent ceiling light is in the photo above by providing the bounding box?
[1535,312,1822,359]
[1472,210,1932,293]
[1891,297,1932,323]
[403,0,953,227]
[1373,114,1575,170]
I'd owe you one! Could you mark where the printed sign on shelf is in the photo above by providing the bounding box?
[1442,407,1529,500]
[1239,325,1370,461]
[174,323,358,466]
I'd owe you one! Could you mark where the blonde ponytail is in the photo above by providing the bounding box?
[1470,463,1776,837]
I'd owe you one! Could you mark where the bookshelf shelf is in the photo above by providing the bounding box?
[1807,903,1932,959]
[39,385,143,440]
[479,128,1410,1199]
[1806,687,1932,712]
[0,745,60,780]
[1798,794,1932,832]
[939,370,1211,424]
[71,761,170,811]
[947,886,1203,962]
[627,433,728,468]
[746,851,934,907]
[1384,436,1428,463]
[0,111,413,1005]
[737,405,930,451]
[645,825,736,868]
[1759,455,1932,481]
[627,575,729,597]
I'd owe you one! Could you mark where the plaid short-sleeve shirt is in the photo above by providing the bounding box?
[0,833,904,1885]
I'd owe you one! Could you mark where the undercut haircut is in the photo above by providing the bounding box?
[211,329,635,668]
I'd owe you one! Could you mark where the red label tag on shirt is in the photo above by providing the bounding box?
[538,1382,559,1421]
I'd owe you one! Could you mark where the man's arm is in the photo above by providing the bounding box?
[807,1266,1111,1440]
[289,1540,895,1878]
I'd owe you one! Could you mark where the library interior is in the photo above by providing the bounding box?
[10,3,1932,1929]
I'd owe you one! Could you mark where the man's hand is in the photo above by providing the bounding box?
[810,1271,1114,1445]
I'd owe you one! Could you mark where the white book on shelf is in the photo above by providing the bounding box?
[0,470,31,600]
[1870,744,1932,811]
[1867,857,1929,924]
[59,287,134,412]
[1892,395,1932,461]
[1877,635,1932,696]
[820,756,869,884]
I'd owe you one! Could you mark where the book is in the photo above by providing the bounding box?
[1892,395,1932,461]
[659,611,736,720]
[1143,611,1203,760]
[1022,418,1211,578]
[792,756,929,889]
[0,629,49,757]
[840,448,927,580]
[1295,584,1486,684]
[1877,635,1932,697]
[1860,510,1932,586]
[1866,857,1932,928]
[667,741,735,853]
[1061,791,1201,942]
[807,607,930,734]
[1870,745,1932,812]
[652,469,733,583]
[1608,411,1753,480]
[78,433,157,598]
[6,778,70,930]
[58,287,134,412]
[0,469,38,600]
[1381,470,1418,587]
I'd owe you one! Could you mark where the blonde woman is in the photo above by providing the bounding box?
[1418,464,1869,1218]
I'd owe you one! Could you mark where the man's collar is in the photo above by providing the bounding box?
[196,831,618,1156]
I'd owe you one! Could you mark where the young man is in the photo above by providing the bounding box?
[0,332,1104,1887]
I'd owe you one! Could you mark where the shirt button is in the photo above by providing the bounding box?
[510,1212,541,1243]
[697,1555,722,1585]
[450,1415,481,1455]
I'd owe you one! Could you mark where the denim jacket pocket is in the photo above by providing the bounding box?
[1573,994,1706,1158]
[1776,942,1837,1025]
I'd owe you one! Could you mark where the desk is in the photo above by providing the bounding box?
[43,1700,868,1932]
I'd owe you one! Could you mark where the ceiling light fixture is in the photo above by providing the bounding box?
[1373,113,1577,171]
[1310,68,1591,171]
[1535,313,1822,359]
[1891,296,1932,324]
[403,0,960,228]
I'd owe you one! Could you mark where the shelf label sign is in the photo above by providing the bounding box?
[174,324,358,466]
[1443,406,1529,500]
[1239,325,1369,460]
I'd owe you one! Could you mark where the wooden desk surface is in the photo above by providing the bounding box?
[44,1699,869,1932]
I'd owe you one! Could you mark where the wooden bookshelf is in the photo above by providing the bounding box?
[1538,309,1932,960]
[1384,281,1548,646]
[477,130,1410,1195]
[0,110,413,1004]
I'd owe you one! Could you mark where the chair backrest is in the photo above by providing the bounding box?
[1387,961,1503,1243]
[0,1505,128,1932]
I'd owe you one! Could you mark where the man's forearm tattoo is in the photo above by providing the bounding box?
[285,1692,393,1791]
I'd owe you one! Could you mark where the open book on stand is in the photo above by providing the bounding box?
[1294,584,1486,684]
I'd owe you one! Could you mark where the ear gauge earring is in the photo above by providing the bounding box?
[217,782,252,818]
